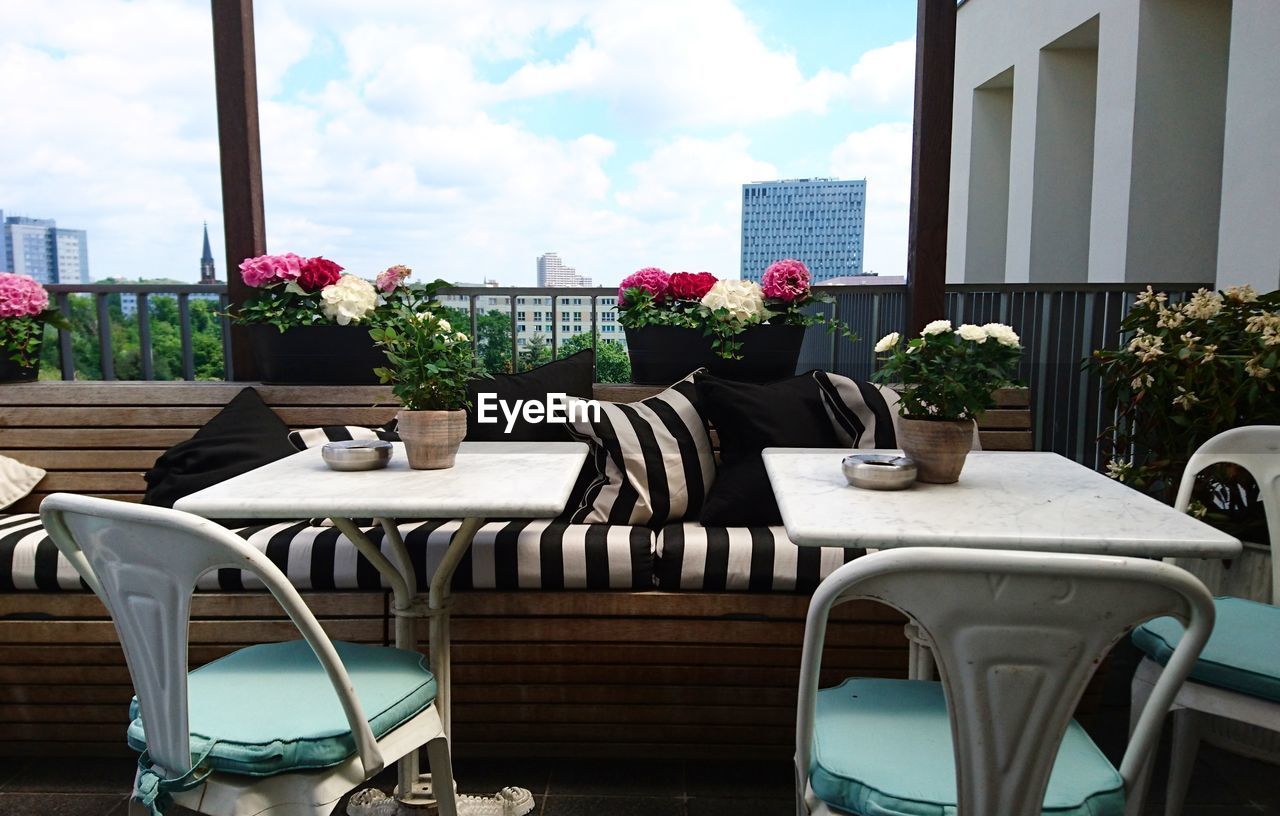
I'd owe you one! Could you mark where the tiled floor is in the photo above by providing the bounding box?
[1,743,1277,815]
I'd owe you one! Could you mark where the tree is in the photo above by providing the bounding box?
[558,332,632,383]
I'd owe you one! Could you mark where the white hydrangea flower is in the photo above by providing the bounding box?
[700,279,766,323]
[319,274,377,325]
[957,324,987,343]
[921,319,952,336]
[874,332,900,353]
[980,323,1021,348]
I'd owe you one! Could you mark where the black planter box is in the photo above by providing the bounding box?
[0,345,39,383]
[249,323,387,384]
[624,323,805,384]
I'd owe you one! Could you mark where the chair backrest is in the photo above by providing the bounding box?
[1174,425,1280,604]
[39,493,384,780]
[796,547,1214,816]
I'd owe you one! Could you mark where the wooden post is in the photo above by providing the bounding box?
[905,0,957,335]
[211,0,265,380]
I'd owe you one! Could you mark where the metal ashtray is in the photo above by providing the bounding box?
[321,440,393,471]
[842,453,917,490]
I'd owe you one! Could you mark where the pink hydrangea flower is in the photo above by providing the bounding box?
[239,252,305,288]
[0,273,50,318]
[618,267,670,306]
[376,264,412,293]
[761,259,811,302]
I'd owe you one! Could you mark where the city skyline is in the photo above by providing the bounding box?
[1,2,916,287]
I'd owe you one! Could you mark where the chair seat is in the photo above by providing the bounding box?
[809,679,1125,816]
[1132,596,1280,703]
[127,640,437,777]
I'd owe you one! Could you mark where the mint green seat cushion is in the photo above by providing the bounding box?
[810,679,1125,816]
[1132,596,1280,703]
[127,640,437,777]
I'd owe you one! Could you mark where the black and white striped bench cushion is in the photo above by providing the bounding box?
[0,514,654,592]
[655,523,863,592]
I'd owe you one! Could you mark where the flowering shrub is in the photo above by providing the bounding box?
[872,321,1023,420]
[617,259,853,358]
[232,254,410,331]
[0,273,71,369]
[369,278,490,411]
[1092,284,1279,538]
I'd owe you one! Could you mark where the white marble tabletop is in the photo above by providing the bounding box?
[174,441,589,520]
[762,449,1242,558]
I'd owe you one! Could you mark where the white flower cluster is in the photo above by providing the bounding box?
[1225,284,1259,304]
[700,279,766,323]
[1182,288,1224,320]
[1127,331,1165,362]
[981,323,1020,348]
[921,319,951,336]
[1135,286,1168,310]
[1245,312,1280,347]
[320,274,377,325]
[874,332,901,353]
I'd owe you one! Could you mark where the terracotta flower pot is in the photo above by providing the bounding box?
[396,409,466,470]
[897,416,975,484]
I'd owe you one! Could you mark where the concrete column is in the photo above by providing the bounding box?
[1216,0,1280,292]
[963,75,1015,283]
[1002,54,1040,284]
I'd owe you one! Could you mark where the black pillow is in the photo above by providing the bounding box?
[696,372,840,526]
[466,349,595,442]
[143,387,298,525]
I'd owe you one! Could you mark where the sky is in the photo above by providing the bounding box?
[0,0,917,286]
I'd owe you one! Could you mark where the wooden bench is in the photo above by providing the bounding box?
[0,381,1038,759]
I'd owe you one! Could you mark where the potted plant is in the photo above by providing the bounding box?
[231,254,413,383]
[1093,284,1280,541]
[872,321,1023,483]
[0,273,70,383]
[369,279,490,469]
[617,260,853,383]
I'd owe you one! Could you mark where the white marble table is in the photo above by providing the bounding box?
[176,440,588,809]
[762,450,1241,557]
[763,449,1242,681]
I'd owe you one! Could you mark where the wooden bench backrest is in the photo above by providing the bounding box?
[1,381,1031,514]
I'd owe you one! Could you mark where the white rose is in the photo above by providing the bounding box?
[957,324,987,343]
[455,331,468,342]
[701,279,765,323]
[874,332,900,353]
[921,319,952,336]
[320,274,377,325]
[437,318,452,334]
[980,322,1021,348]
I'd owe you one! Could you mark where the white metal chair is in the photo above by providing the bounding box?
[796,547,1215,816]
[1130,425,1280,816]
[40,493,458,816]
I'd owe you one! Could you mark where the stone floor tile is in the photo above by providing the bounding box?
[684,760,793,801]
[548,759,684,797]
[0,792,127,816]
[3,757,135,794]
[541,795,685,816]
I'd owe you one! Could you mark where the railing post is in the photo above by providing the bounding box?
[56,293,74,381]
[218,294,235,380]
[508,295,518,372]
[591,296,599,381]
[137,293,153,380]
[178,293,195,380]
[551,295,559,360]
[469,295,479,356]
[95,293,115,381]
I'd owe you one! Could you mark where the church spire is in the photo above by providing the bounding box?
[199,222,216,284]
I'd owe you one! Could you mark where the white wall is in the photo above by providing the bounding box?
[949,0,1280,293]
[1216,0,1280,292]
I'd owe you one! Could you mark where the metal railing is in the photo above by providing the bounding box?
[45,284,232,381]
[36,280,1212,468]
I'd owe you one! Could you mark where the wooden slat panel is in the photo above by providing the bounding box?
[973,409,1032,430]
[0,407,396,428]
[978,431,1034,451]
[0,382,395,407]
[1,429,194,449]
[8,493,143,514]
[0,592,386,619]
[0,450,165,470]
[29,472,146,492]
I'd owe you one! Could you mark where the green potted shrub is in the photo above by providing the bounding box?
[872,321,1023,483]
[370,279,490,469]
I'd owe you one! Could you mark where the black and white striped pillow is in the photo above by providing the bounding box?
[812,371,899,448]
[565,373,715,528]
[287,422,399,451]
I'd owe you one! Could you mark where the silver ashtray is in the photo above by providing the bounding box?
[321,440,393,471]
[842,453,917,490]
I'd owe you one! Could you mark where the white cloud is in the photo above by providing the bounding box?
[830,122,914,277]
[1,0,916,289]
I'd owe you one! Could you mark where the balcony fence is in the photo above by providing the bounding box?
[35,281,1209,470]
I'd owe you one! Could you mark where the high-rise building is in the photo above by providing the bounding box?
[1,212,89,284]
[740,178,866,283]
[537,252,592,287]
